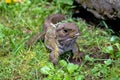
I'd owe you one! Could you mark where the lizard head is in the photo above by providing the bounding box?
[56,22,80,41]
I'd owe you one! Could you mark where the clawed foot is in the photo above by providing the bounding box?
[72,52,84,62]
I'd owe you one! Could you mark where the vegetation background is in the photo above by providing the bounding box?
[0,0,120,80]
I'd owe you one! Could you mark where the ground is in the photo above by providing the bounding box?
[0,0,120,80]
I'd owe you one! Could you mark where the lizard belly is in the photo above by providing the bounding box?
[58,39,76,54]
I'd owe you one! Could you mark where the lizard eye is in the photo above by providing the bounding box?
[63,29,68,33]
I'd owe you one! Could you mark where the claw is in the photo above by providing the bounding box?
[72,53,79,61]
[72,52,84,61]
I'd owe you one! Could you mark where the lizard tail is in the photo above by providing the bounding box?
[26,32,45,48]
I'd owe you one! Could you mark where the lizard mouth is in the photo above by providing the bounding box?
[75,33,80,36]
[66,33,80,41]
[58,33,79,42]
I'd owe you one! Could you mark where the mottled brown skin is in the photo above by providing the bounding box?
[26,14,65,47]
[56,22,82,62]
[27,14,82,65]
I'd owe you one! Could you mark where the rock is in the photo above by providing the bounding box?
[75,0,120,19]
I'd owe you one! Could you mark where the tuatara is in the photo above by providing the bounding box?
[27,14,83,65]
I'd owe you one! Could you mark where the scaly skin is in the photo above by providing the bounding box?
[27,14,83,65]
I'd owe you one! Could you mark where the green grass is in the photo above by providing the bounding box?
[0,0,120,80]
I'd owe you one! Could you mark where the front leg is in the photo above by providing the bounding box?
[49,47,59,65]
[45,37,59,65]
[72,42,83,61]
